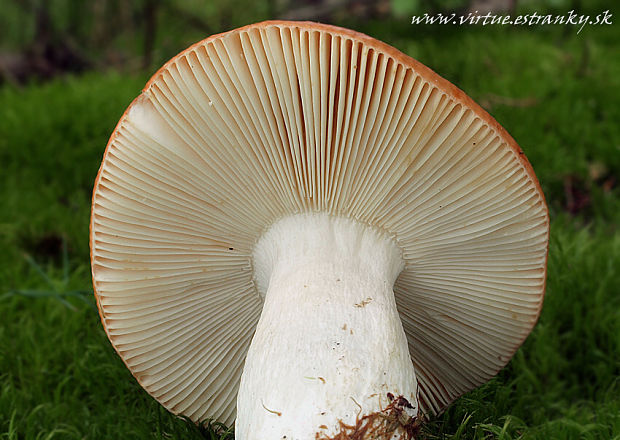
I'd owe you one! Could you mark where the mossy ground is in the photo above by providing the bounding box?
[1,12,618,440]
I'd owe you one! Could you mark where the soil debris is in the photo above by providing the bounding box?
[315,394,423,440]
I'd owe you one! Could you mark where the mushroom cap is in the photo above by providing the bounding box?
[90,21,549,424]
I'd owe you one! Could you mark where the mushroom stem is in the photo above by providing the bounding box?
[237,213,418,439]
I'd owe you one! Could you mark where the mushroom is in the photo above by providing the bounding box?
[90,21,549,439]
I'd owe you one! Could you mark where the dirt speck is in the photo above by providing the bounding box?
[354,297,373,308]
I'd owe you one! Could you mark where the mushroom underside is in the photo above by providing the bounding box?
[90,20,549,438]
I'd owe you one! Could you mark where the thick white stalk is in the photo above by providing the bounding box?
[236,213,418,440]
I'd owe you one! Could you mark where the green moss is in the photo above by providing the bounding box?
[1,15,618,440]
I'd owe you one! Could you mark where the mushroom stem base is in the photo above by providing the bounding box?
[237,213,418,440]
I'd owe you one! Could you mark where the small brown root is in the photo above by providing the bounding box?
[261,401,282,417]
[315,394,424,440]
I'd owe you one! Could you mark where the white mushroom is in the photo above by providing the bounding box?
[90,21,549,440]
